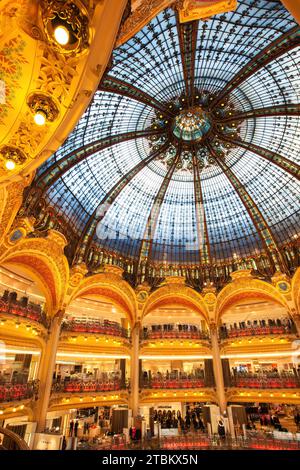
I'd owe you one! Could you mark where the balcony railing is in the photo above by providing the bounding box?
[220,321,296,340]
[61,319,129,339]
[0,297,48,328]
[0,380,39,403]
[51,378,126,394]
[230,373,300,389]
[142,325,209,341]
[141,373,206,389]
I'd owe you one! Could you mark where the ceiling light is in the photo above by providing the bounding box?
[34,110,47,126]
[54,25,70,45]
[5,160,16,171]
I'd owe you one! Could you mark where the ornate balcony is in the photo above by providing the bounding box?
[0,380,39,404]
[51,378,127,394]
[142,324,209,342]
[141,371,207,390]
[220,320,297,341]
[0,292,48,328]
[61,318,129,339]
[230,373,300,389]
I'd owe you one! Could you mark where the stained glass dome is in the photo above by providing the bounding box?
[173,107,211,141]
[27,0,300,275]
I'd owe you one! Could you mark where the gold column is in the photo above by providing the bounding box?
[210,322,227,414]
[121,318,130,331]
[281,1,300,24]
[33,310,64,432]
[130,321,140,418]
[293,314,300,336]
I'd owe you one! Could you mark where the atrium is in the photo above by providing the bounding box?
[0,0,300,452]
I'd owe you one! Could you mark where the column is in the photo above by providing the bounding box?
[130,321,140,418]
[210,322,227,414]
[33,310,64,432]
[293,314,300,337]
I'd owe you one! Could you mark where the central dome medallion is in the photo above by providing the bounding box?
[172,106,211,142]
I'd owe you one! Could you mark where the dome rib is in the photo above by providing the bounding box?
[28,129,163,201]
[209,25,300,110]
[192,148,211,265]
[176,14,199,106]
[208,143,288,272]
[217,104,300,122]
[138,144,182,266]
[219,135,300,180]
[74,140,170,267]
[99,75,175,117]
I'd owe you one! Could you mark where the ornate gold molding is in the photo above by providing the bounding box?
[0,0,127,184]
[116,0,173,47]
[178,0,237,23]
[216,277,289,322]
[0,177,33,246]
[0,230,69,313]
[143,283,209,322]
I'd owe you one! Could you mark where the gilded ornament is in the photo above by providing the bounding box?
[40,0,90,55]
[0,145,27,166]
[204,292,216,305]
[178,0,237,23]
[276,280,291,294]
[27,92,59,123]
[136,290,148,303]
[69,263,88,287]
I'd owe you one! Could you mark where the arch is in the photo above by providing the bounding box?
[291,267,300,313]
[215,277,290,324]
[143,284,209,323]
[68,273,137,326]
[0,231,69,315]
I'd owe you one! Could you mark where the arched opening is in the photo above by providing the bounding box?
[140,291,213,414]
[218,294,299,394]
[53,291,131,410]
[0,263,44,412]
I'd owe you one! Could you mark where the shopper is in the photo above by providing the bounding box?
[218,419,226,439]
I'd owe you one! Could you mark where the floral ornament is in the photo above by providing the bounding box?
[0,35,28,126]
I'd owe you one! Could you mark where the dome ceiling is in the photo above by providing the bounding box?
[30,0,300,270]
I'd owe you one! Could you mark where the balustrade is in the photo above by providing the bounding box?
[220,319,296,340]
[142,324,209,341]
[0,290,48,327]
[141,372,206,389]
[230,372,300,389]
[0,380,39,403]
[62,318,129,338]
[51,378,126,394]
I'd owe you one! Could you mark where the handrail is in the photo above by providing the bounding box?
[142,325,209,341]
[61,320,129,338]
[0,427,30,450]
[0,299,48,328]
